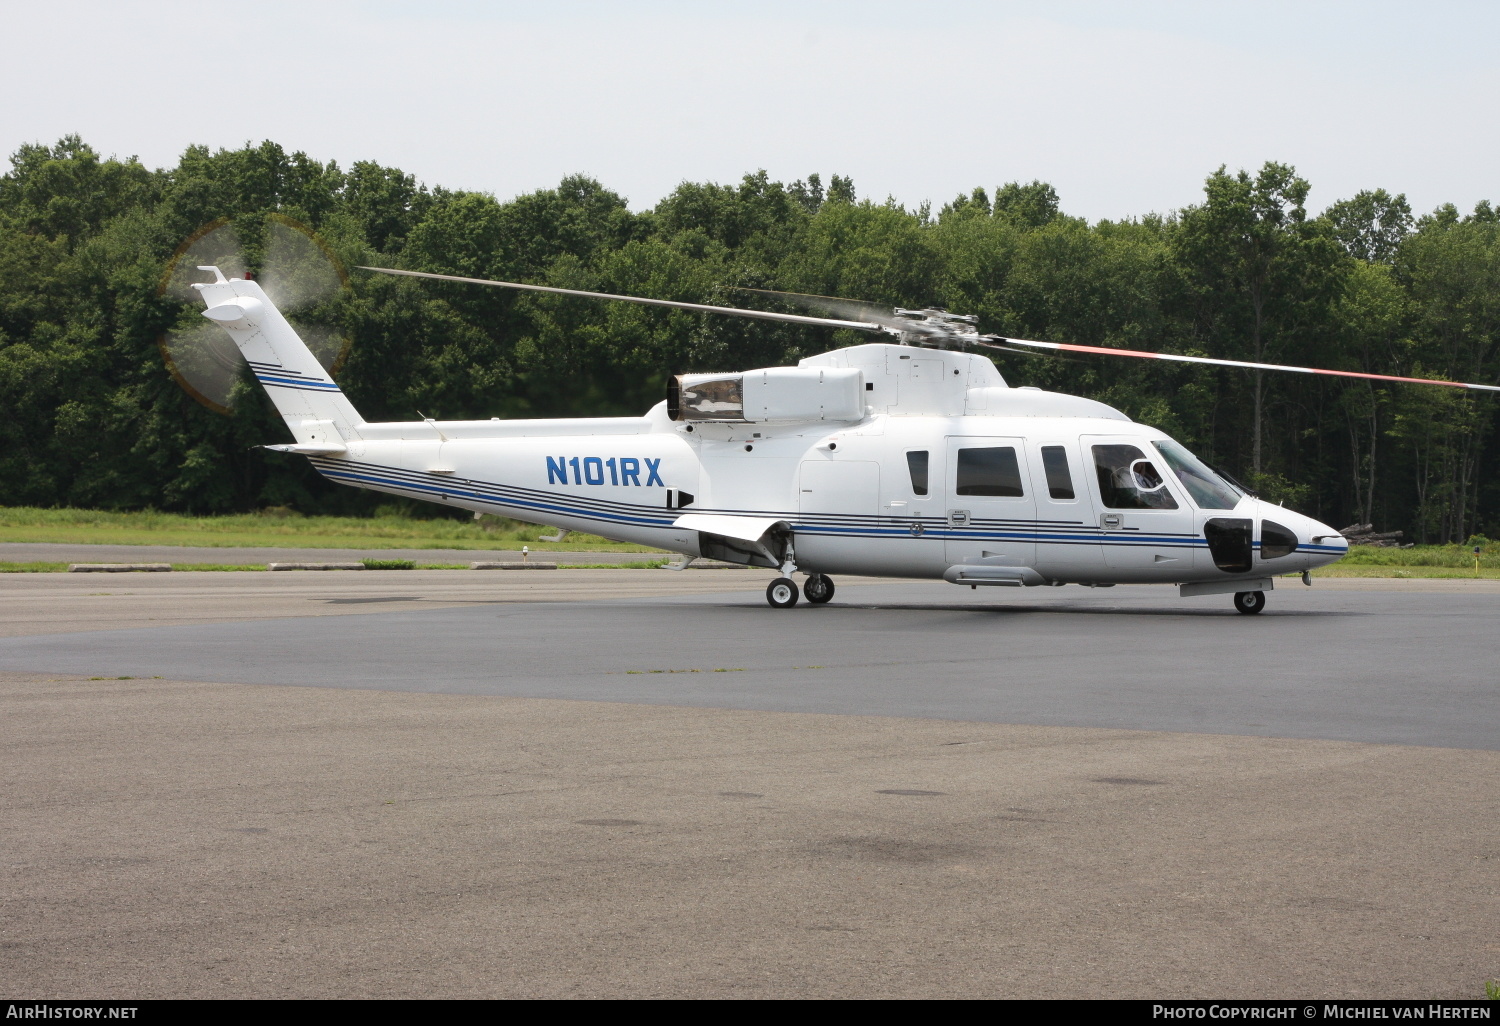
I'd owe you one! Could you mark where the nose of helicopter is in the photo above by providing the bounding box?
[1256,501,1348,569]
[1303,517,1350,568]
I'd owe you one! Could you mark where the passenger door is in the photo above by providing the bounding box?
[799,459,880,518]
[877,444,947,575]
[798,458,882,574]
[1082,435,1197,570]
[943,437,1037,567]
[1025,438,1102,568]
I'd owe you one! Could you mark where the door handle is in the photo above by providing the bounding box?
[1099,513,1122,529]
[948,509,970,527]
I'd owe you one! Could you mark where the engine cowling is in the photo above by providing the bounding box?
[668,367,864,424]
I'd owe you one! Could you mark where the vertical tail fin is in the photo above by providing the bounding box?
[194,267,363,450]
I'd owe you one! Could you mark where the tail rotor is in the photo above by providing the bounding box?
[158,215,352,414]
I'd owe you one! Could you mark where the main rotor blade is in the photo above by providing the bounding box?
[359,267,888,334]
[731,286,900,327]
[972,338,1078,360]
[995,337,1500,393]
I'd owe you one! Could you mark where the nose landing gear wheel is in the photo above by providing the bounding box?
[803,573,835,604]
[1233,591,1266,615]
[766,578,800,608]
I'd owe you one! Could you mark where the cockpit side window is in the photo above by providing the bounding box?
[1092,444,1179,510]
[1040,445,1075,500]
[906,451,929,496]
[1151,440,1241,510]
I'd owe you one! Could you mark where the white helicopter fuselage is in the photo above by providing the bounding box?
[193,272,1348,607]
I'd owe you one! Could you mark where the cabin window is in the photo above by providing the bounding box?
[1040,445,1075,500]
[1152,440,1241,510]
[1260,520,1299,559]
[1092,444,1179,509]
[956,446,1024,497]
[906,451,929,495]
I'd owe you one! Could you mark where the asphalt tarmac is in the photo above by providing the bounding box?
[1,572,1495,748]
[0,541,660,565]
[3,569,1497,998]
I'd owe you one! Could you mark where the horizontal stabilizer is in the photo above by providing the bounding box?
[201,298,265,326]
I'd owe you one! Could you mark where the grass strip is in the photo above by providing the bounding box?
[0,528,661,551]
[1310,565,1500,579]
[1338,543,1500,568]
[0,506,663,551]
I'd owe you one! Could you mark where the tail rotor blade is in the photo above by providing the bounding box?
[994,337,1500,393]
[261,216,347,314]
[161,318,246,413]
[161,222,245,303]
[288,317,354,376]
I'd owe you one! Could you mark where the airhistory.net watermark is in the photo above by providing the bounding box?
[5,1008,137,1020]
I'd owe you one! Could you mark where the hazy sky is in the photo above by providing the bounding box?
[2,1,1494,221]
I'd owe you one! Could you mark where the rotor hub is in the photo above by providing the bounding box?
[887,308,984,349]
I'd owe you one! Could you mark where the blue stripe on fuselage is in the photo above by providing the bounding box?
[306,456,1347,554]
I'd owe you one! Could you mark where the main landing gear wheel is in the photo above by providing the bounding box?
[1233,591,1266,615]
[803,573,835,604]
[766,578,800,608]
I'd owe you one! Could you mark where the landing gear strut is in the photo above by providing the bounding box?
[803,573,835,605]
[766,578,799,608]
[1233,591,1266,615]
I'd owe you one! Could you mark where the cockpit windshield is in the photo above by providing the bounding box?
[1152,440,1242,510]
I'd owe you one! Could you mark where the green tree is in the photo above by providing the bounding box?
[1326,188,1413,264]
[993,180,1060,229]
[4,135,1498,540]
[1394,207,1500,540]
[0,135,158,247]
[1332,260,1407,525]
[1174,162,1348,481]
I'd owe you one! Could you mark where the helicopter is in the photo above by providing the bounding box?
[185,263,1498,613]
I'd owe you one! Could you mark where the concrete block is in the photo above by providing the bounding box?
[67,563,172,573]
[266,562,366,571]
[470,561,558,570]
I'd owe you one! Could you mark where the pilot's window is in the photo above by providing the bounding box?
[906,451,929,496]
[1152,440,1241,510]
[1040,445,1075,500]
[1260,520,1299,559]
[1092,444,1179,509]
[956,446,1024,497]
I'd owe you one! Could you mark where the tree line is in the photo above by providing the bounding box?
[2,136,1497,541]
